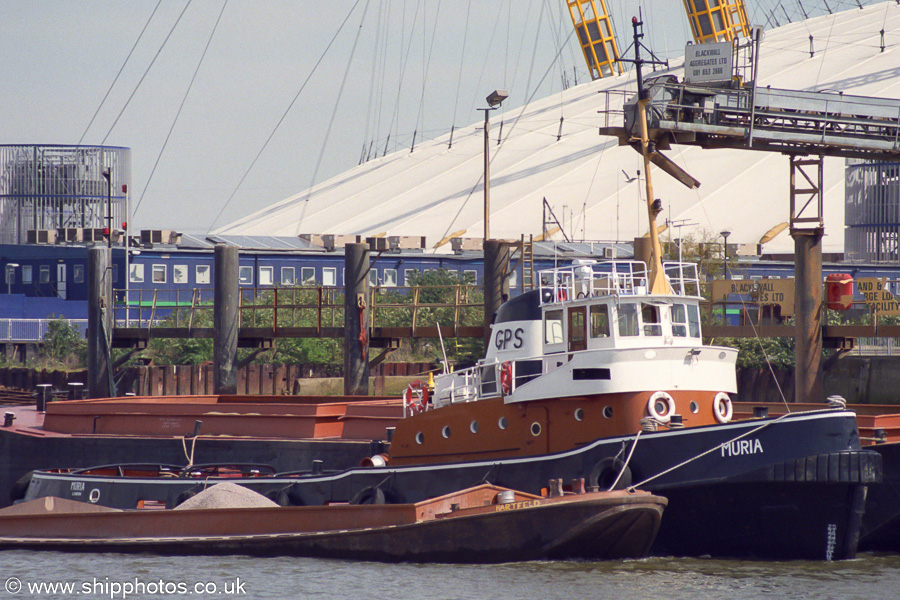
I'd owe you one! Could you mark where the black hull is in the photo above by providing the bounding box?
[22,410,881,560]
[0,500,664,563]
[860,441,900,552]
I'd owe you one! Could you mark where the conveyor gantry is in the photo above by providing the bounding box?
[600,76,900,160]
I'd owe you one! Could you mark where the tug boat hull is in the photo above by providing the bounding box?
[23,409,880,560]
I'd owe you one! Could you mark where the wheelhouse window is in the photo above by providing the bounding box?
[687,303,701,338]
[22,265,32,284]
[39,265,50,283]
[642,303,662,336]
[301,267,316,286]
[544,309,564,344]
[672,303,688,337]
[238,266,253,285]
[323,267,337,287]
[368,269,378,286]
[281,266,296,286]
[196,265,211,284]
[73,265,84,284]
[618,303,639,337]
[129,264,144,283]
[590,304,610,338]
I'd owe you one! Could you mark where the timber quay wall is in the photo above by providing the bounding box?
[0,362,435,398]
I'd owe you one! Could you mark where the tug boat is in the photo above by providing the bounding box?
[0,483,666,562]
[18,81,882,560]
[22,259,881,560]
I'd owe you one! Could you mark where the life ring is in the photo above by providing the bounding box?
[499,362,514,395]
[556,288,568,302]
[714,392,733,423]
[647,391,676,424]
[404,380,428,414]
[588,457,632,491]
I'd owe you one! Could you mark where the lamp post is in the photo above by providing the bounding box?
[478,90,509,241]
[6,263,18,295]
[720,230,731,279]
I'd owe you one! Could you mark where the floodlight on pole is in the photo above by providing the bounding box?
[479,90,509,241]
[720,230,731,279]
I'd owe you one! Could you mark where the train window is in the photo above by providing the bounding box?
[173,265,188,284]
[368,269,378,285]
[238,266,253,285]
[323,268,336,287]
[39,265,50,283]
[22,265,32,284]
[259,267,274,286]
[129,264,144,283]
[301,267,316,286]
[152,265,166,284]
[196,265,210,285]
[404,269,418,285]
[463,270,477,284]
[73,265,84,284]
[383,269,397,287]
[281,267,296,286]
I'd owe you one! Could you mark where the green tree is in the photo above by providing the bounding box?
[40,316,87,368]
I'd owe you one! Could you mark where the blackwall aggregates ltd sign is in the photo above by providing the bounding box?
[684,41,733,85]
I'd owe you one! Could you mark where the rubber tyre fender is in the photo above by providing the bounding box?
[349,486,386,505]
[265,488,291,507]
[168,487,198,509]
[589,457,632,491]
[10,471,33,502]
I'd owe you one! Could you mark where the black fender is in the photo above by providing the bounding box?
[589,457,632,491]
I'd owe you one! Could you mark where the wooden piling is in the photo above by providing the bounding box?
[87,247,114,398]
[213,243,239,395]
[344,243,369,395]
[483,240,510,351]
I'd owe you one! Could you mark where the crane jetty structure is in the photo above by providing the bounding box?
[596,5,900,405]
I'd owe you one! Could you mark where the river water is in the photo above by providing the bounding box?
[2,551,898,600]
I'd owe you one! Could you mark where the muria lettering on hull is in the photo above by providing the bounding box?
[721,438,763,457]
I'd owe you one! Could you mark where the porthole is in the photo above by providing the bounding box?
[415,432,424,445]
[574,408,585,422]
[498,417,508,430]
[690,401,699,414]
[442,426,451,439]
[470,421,479,433]
[531,422,542,437]
[602,406,613,419]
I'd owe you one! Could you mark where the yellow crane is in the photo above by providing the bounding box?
[565,0,622,80]
[682,0,750,44]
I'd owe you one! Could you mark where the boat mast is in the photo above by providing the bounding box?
[629,16,671,295]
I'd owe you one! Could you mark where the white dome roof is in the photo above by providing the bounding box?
[215,2,900,255]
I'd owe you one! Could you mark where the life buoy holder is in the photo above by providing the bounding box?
[499,362,514,395]
[714,392,733,423]
[404,380,428,414]
[647,391,676,424]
